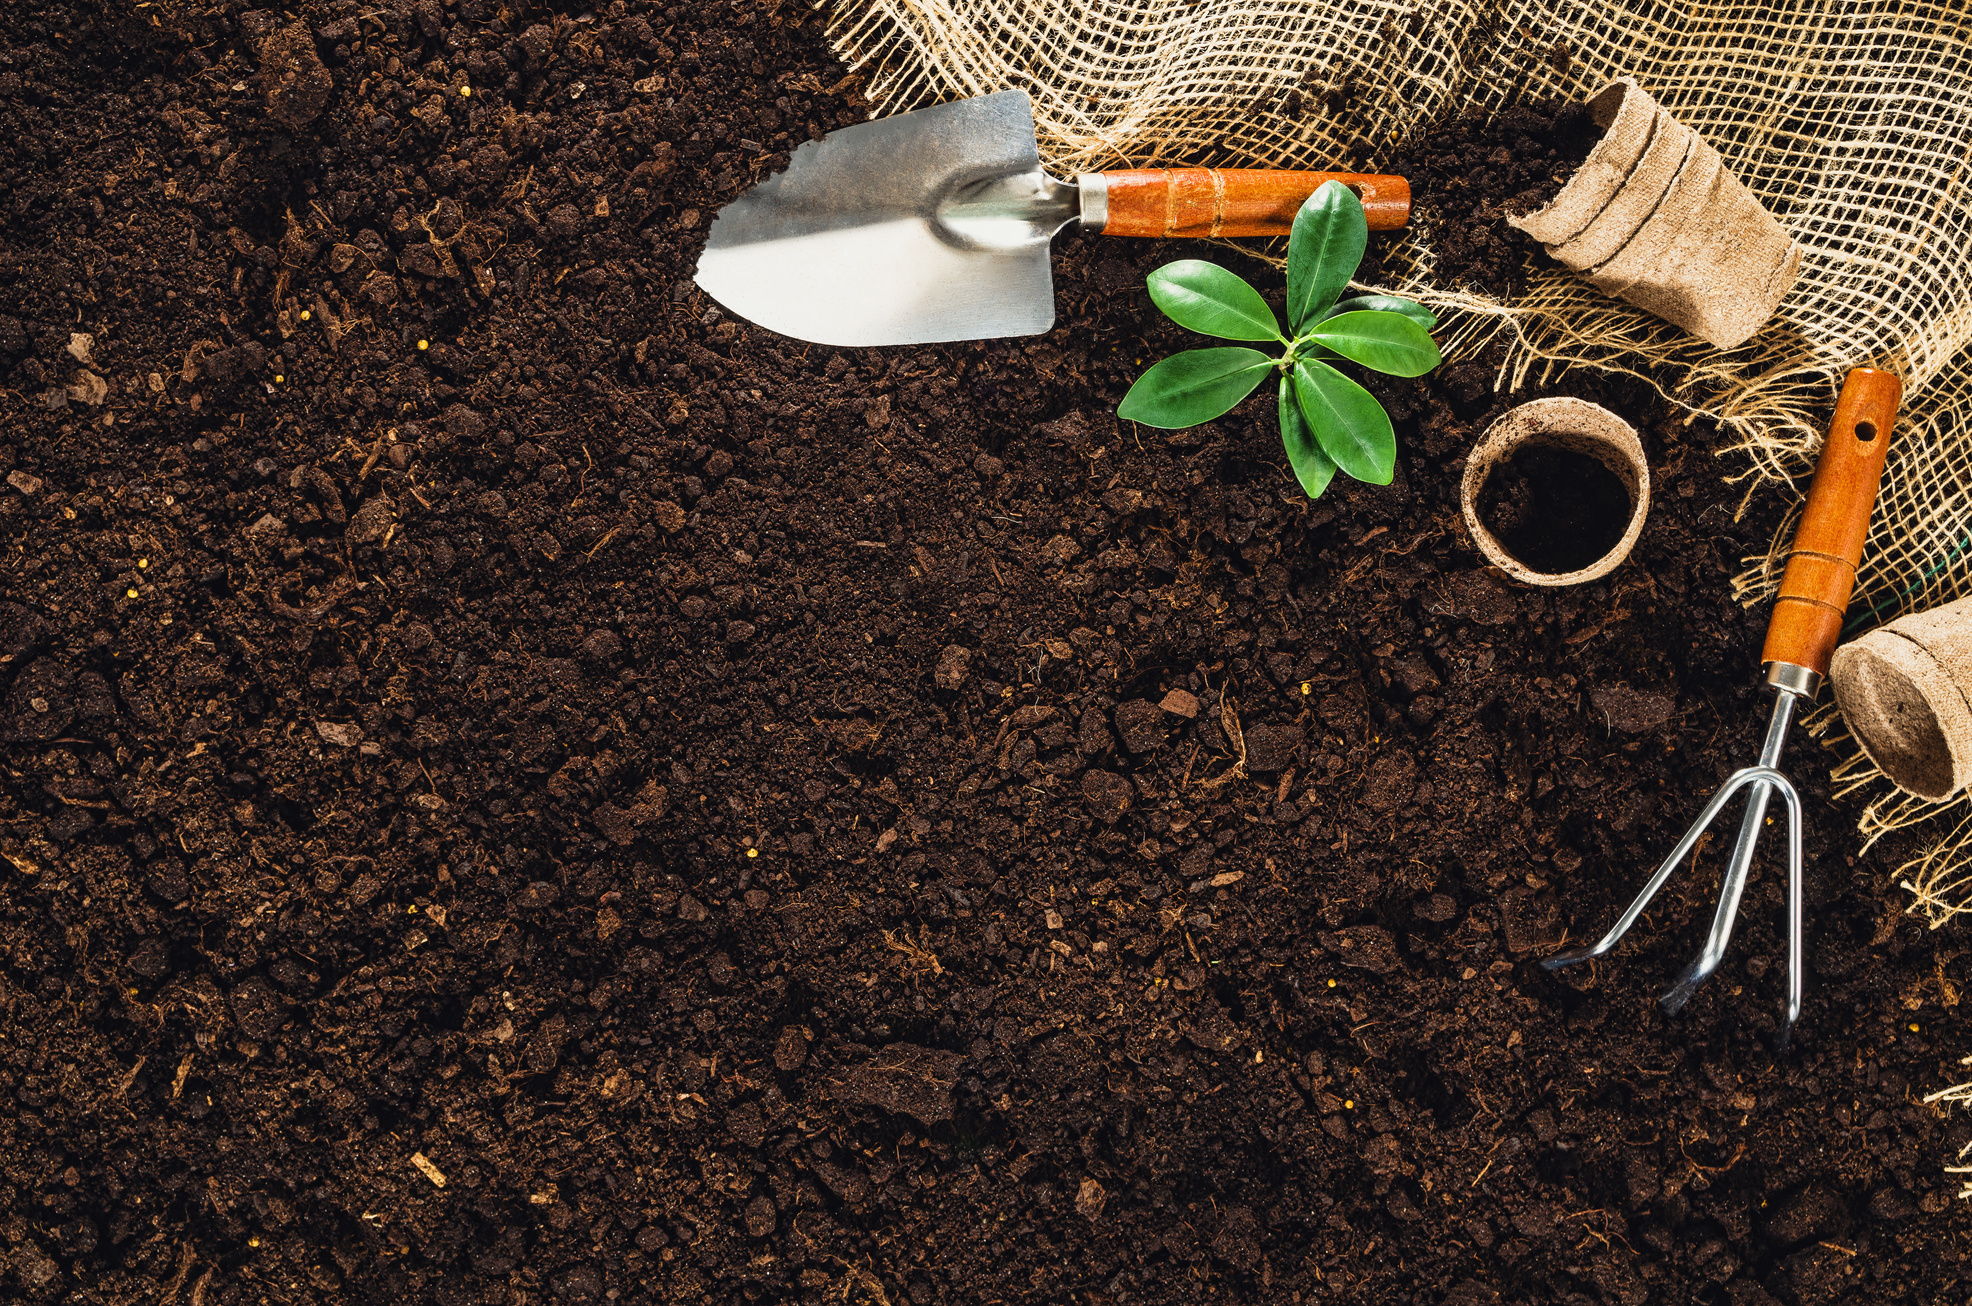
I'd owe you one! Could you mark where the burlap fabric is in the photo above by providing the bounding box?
[826,0,1972,923]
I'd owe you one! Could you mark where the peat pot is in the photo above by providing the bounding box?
[1461,397,1650,587]
[1508,77,1803,350]
[1831,594,1972,801]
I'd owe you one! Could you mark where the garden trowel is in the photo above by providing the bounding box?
[693,89,1410,347]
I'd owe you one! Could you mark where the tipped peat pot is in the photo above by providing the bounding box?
[1461,397,1650,586]
[1509,77,1803,350]
[1831,595,1972,801]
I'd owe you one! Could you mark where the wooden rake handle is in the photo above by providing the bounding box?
[1761,368,1903,678]
[1095,169,1410,238]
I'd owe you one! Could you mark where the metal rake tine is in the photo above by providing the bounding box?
[1776,771,1807,1050]
[1541,767,1758,972]
[1659,766,1796,1015]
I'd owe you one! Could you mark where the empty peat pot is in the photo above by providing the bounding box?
[1830,595,1972,800]
[1508,76,1802,350]
[1461,397,1650,586]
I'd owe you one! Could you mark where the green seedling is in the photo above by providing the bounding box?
[1116,180,1442,498]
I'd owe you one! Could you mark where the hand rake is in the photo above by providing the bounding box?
[1542,367,1903,1048]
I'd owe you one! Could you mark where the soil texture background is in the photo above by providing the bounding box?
[0,3,1967,1305]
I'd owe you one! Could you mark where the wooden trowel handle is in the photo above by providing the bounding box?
[1761,367,1903,679]
[1094,169,1410,238]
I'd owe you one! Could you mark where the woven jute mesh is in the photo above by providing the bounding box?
[826,0,1972,924]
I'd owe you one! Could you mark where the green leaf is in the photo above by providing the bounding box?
[1278,375,1336,499]
[1292,360,1396,484]
[1147,260,1283,342]
[1306,310,1442,377]
[1323,294,1438,331]
[1286,181,1368,333]
[1118,347,1274,429]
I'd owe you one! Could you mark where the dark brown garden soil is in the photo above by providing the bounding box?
[0,4,1967,1306]
[1477,447,1632,575]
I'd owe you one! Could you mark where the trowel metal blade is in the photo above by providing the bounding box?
[693,90,1067,347]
